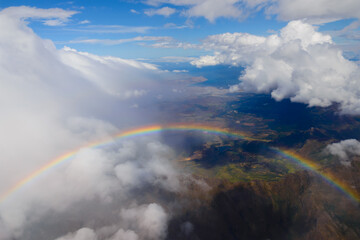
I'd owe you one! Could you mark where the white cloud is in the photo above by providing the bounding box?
[56,203,167,240]
[157,56,197,63]
[185,0,243,22]
[163,21,193,29]
[43,19,66,26]
[326,139,360,166]
[120,203,168,240]
[1,6,78,25]
[145,7,176,17]
[191,55,222,67]
[148,37,195,48]
[190,20,360,115]
[58,46,160,98]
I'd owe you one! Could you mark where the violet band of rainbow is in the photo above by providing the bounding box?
[0,123,358,204]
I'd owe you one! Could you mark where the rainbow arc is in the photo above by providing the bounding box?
[1,123,358,204]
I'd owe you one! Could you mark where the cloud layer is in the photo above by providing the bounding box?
[0,6,193,240]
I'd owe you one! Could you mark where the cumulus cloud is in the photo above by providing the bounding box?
[119,203,168,239]
[55,203,167,240]
[190,20,360,115]
[145,7,176,17]
[45,140,176,240]
[326,139,360,166]
[0,6,197,240]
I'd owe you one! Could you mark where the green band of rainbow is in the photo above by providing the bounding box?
[0,123,256,203]
[0,123,358,204]
[273,148,360,203]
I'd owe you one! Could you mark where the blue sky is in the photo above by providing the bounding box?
[1,0,359,60]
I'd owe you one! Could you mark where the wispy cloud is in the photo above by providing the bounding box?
[78,19,90,24]
[144,0,244,22]
[163,20,194,29]
[145,7,176,17]
[67,36,175,45]
[66,34,198,49]
[65,25,155,34]
[1,6,78,26]
[149,39,195,49]
[157,56,197,63]
[130,9,140,14]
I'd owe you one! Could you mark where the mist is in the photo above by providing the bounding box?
[0,6,205,240]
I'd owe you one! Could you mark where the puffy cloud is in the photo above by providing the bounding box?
[326,139,360,166]
[192,21,331,67]
[4,137,178,239]
[191,20,360,114]
[56,203,167,240]
[0,6,192,240]
[113,140,180,192]
[145,7,176,17]
[120,203,168,240]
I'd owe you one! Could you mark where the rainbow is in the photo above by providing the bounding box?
[273,148,360,203]
[0,123,358,205]
[0,123,257,203]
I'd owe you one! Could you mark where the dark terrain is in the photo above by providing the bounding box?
[156,80,360,239]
